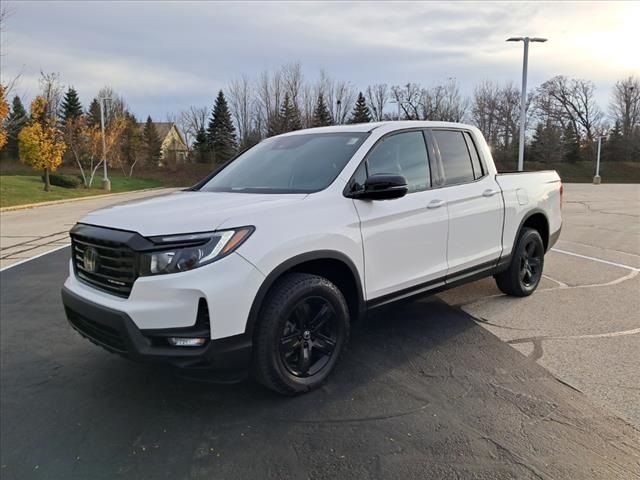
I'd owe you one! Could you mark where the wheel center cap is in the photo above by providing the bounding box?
[303,330,311,340]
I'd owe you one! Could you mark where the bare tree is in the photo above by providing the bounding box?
[39,71,64,123]
[365,84,389,121]
[227,75,254,147]
[419,79,468,122]
[472,81,501,146]
[496,82,520,151]
[610,76,640,137]
[257,68,284,136]
[281,62,304,109]
[535,76,602,143]
[391,83,423,119]
[178,105,207,147]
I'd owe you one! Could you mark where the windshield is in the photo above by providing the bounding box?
[199,132,369,194]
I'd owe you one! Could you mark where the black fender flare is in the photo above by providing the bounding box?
[496,208,549,271]
[244,250,366,337]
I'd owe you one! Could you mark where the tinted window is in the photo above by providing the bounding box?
[366,131,430,193]
[200,133,368,193]
[464,132,484,179]
[433,130,475,185]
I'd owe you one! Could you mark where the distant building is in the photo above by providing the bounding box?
[138,122,189,166]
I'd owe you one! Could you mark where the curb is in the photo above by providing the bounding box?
[0,187,174,213]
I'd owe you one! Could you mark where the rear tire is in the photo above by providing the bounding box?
[252,273,350,395]
[495,227,545,297]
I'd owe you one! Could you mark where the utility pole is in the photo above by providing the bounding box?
[507,36,547,171]
[99,97,112,191]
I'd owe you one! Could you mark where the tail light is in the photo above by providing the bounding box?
[559,183,564,209]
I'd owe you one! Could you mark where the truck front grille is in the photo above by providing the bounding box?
[71,234,138,298]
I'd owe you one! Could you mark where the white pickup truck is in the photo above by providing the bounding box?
[62,121,562,394]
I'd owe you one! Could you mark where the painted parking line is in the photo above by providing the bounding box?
[551,248,640,272]
[0,244,70,273]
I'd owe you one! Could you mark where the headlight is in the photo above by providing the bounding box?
[140,226,254,276]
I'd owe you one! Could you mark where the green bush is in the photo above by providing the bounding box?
[42,173,83,188]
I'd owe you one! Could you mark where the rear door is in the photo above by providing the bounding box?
[351,130,449,302]
[430,129,504,277]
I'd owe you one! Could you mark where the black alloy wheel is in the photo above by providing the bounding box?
[252,273,350,395]
[279,296,338,378]
[520,237,543,288]
[495,227,545,297]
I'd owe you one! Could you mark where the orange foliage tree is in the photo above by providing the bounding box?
[18,96,66,191]
[0,85,9,150]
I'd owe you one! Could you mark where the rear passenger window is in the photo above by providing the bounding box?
[366,131,430,193]
[433,130,475,185]
[464,132,484,179]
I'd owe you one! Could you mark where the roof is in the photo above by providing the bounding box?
[277,121,478,137]
[138,122,174,138]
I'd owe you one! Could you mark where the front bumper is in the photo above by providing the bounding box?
[62,287,252,369]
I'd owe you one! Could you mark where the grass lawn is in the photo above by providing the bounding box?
[0,174,164,208]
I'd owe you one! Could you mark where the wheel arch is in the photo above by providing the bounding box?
[520,211,550,252]
[497,209,550,272]
[245,251,365,337]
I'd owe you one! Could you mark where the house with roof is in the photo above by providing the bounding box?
[139,122,189,165]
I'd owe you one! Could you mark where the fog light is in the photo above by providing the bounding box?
[167,337,207,347]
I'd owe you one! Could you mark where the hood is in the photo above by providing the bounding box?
[80,191,306,237]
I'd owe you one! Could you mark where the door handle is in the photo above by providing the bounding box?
[483,189,499,197]
[427,199,446,209]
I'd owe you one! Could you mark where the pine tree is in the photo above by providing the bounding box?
[603,120,624,162]
[207,90,238,164]
[529,121,563,164]
[561,125,581,163]
[349,92,372,124]
[192,126,210,163]
[60,87,83,125]
[143,116,162,165]
[312,93,333,127]
[87,98,101,128]
[4,96,29,159]
[119,112,143,174]
[278,93,302,133]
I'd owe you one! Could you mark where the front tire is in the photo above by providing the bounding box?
[495,227,545,297]
[252,273,350,395]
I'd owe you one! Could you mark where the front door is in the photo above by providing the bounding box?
[351,130,449,302]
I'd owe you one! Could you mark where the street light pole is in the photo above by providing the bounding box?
[594,135,605,184]
[507,36,547,171]
[99,97,112,191]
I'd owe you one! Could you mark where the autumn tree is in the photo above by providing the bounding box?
[0,84,9,150]
[312,93,332,127]
[207,90,238,164]
[18,96,66,191]
[349,92,372,123]
[119,112,143,176]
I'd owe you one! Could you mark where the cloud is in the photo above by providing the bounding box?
[2,1,638,119]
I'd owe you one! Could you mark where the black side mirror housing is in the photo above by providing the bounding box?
[349,173,408,200]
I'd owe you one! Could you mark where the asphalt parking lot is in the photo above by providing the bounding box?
[1,184,639,479]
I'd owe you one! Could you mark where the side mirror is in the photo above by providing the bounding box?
[350,174,408,200]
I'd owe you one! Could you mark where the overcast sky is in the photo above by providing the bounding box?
[2,1,639,120]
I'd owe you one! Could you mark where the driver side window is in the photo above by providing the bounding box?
[363,131,431,193]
